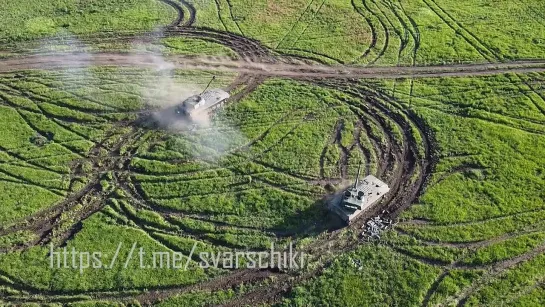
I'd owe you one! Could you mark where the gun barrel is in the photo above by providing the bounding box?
[354,163,362,188]
[201,76,216,94]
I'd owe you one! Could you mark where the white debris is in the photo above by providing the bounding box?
[361,215,393,241]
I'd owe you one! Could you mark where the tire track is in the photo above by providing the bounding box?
[277,47,342,64]
[275,0,316,49]
[452,242,545,306]
[179,0,196,27]
[371,0,405,66]
[361,0,390,65]
[289,0,327,48]
[350,0,378,63]
[225,0,245,36]
[420,0,498,62]
[4,53,545,79]
[213,0,230,32]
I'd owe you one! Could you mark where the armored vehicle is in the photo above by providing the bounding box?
[150,76,230,129]
[174,88,230,118]
[328,164,390,224]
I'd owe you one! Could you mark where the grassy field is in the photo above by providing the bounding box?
[282,245,440,306]
[4,67,545,305]
[0,0,174,43]
[0,69,361,296]
[1,0,545,305]
[279,72,545,306]
[191,0,545,65]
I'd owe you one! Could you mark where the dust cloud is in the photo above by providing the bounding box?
[34,31,246,161]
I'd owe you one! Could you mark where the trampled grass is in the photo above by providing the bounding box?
[1,0,545,305]
[0,71,361,294]
[2,67,545,305]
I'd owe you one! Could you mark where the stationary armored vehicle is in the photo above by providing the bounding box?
[328,164,390,224]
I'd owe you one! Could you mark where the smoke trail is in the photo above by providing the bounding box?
[37,30,94,86]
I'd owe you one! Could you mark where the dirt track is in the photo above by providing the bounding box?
[1,53,545,79]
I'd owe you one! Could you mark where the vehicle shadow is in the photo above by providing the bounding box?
[269,191,347,240]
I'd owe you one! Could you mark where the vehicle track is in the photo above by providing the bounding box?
[225,0,245,36]
[179,0,196,27]
[160,0,195,27]
[213,78,436,306]
[213,0,229,32]
[351,0,378,62]
[275,0,316,50]
[3,54,545,78]
[288,0,327,49]
[361,0,390,65]
[421,0,496,62]
[161,0,184,27]
[371,0,405,67]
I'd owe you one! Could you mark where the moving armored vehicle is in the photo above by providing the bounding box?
[174,88,230,118]
[149,76,230,129]
[328,164,390,224]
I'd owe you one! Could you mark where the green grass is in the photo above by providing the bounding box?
[461,232,545,265]
[0,0,174,42]
[282,245,440,306]
[0,230,37,250]
[464,253,545,306]
[509,287,545,307]
[1,0,545,305]
[427,270,483,306]
[0,173,64,225]
[364,73,545,305]
[397,210,545,243]
[162,37,238,58]
[397,75,545,224]
[422,0,545,61]
[191,0,545,65]
[384,231,465,264]
[0,211,210,291]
